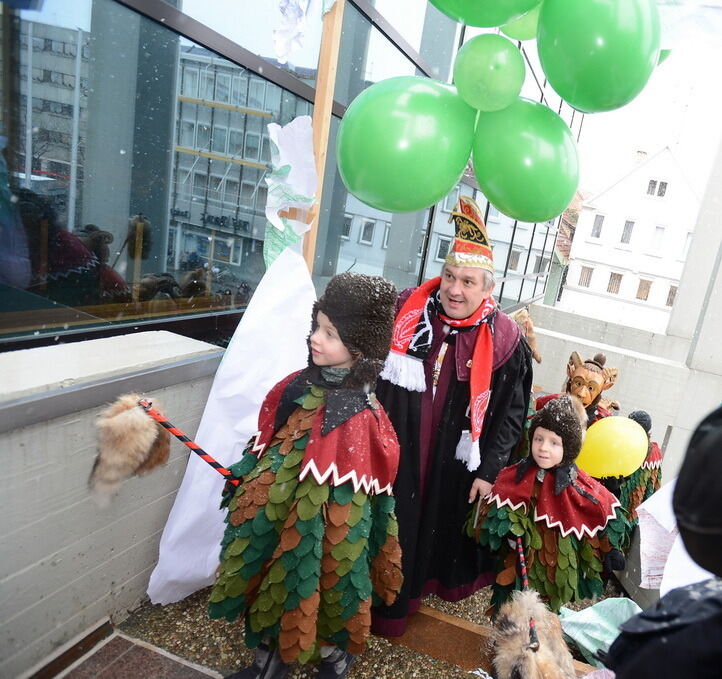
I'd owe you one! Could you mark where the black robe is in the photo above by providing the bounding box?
[372,296,533,634]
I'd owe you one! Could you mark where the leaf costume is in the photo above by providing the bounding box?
[469,394,629,613]
[470,459,628,612]
[619,440,662,519]
[208,369,402,664]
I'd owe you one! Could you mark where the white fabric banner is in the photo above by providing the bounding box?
[147,245,315,604]
[636,478,713,595]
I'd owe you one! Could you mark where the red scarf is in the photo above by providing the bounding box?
[389,276,496,446]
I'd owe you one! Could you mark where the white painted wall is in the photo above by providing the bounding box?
[0,333,218,679]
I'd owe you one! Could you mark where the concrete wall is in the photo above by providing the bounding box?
[0,332,221,679]
[529,303,722,480]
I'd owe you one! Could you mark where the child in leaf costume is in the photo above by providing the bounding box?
[618,410,663,546]
[469,395,629,614]
[209,273,402,679]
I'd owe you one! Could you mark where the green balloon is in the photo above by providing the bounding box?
[537,0,660,113]
[454,34,525,112]
[501,3,542,41]
[336,77,476,213]
[472,98,579,223]
[428,0,540,27]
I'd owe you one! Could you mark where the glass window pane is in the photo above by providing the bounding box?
[228,129,243,156]
[215,72,231,103]
[248,79,265,109]
[1,0,313,346]
[182,67,198,97]
[196,123,211,149]
[244,132,260,160]
[211,126,227,154]
[159,0,322,87]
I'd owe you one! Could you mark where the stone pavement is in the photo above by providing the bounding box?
[57,634,221,679]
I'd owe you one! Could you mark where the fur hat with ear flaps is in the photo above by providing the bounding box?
[529,395,586,466]
[312,272,397,390]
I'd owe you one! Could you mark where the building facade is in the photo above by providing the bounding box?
[558,148,699,333]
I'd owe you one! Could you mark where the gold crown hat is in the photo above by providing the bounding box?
[445,196,494,274]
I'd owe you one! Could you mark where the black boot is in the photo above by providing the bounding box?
[316,647,356,679]
[224,642,291,679]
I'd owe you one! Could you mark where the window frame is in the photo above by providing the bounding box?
[636,278,652,301]
[578,265,593,288]
[666,285,678,307]
[591,214,604,238]
[358,218,376,246]
[621,220,635,245]
[341,214,352,240]
[435,235,452,262]
[607,272,623,294]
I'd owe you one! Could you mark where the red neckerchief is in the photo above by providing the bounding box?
[390,276,496,445]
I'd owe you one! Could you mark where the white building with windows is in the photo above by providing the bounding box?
[557,148,699,332]
[339,184,558,308]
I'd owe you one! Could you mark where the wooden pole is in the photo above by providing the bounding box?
[303,0,346,273]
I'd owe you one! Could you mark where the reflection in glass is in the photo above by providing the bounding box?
[1,0,311,344]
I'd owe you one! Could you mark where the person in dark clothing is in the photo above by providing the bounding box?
[371,196,533,636]
[603,404,722,678]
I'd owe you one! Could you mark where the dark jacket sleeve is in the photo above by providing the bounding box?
[476,338,533,482]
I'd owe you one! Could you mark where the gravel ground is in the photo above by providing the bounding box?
[120,588,470,679]
[120,581,622,676]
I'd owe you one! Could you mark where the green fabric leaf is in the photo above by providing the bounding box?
[297,576,318,599]
[309,482,330,506]
[509,521,525,537]
[297,495,320,520]
[333,482,355,505]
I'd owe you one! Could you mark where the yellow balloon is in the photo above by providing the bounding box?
[576,417,648,478]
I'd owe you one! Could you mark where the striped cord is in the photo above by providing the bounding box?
[138,399,239,486]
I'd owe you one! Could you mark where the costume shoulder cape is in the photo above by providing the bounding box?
[252,370,400,495]
[488,462,621,539]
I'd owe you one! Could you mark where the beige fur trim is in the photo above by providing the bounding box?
[89,394,170,504]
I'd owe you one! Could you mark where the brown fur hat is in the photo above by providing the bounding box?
[529,395,586,465]
[492,590,576,679]
[312,273,397,390]
[89,394,170,505]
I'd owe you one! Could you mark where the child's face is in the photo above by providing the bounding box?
[310,311,355,370]
[531,426,564,469]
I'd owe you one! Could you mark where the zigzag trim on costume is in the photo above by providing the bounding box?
[298,458,393,496]
[31,258,100,285]
[380,351,426,392]
[641,459,662,470]
[534,499,621,540]
[250,431,266,457]
[488,492,528,514]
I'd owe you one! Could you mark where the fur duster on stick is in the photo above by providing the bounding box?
[492,590,576,679]
[89,394,170,504]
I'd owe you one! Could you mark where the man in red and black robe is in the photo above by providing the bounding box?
[372,197,533,636]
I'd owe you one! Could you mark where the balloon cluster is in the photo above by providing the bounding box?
[337,0,661,222]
